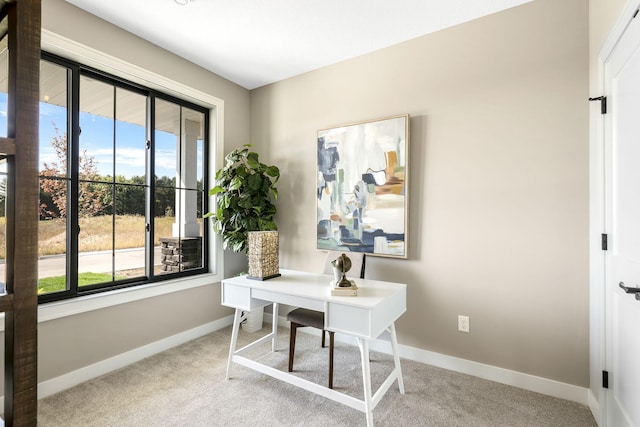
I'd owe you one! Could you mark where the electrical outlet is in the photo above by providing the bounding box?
[458,315,470,333]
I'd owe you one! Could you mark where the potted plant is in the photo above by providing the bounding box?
[206,144,280,253]
[206,144,280,332]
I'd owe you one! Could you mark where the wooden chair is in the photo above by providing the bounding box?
[287,251,365,389]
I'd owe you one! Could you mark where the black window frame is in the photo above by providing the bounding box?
[37,52,210,304]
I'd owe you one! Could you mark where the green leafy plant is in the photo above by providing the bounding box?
[206,145,280,253]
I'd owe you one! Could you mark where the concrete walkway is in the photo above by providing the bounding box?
[0,247,162,279]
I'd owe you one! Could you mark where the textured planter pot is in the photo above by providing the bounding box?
[247,231,280,280]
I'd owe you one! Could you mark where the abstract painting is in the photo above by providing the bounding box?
[317,115,409,258]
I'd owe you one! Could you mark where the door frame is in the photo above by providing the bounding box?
[589,1,640,425]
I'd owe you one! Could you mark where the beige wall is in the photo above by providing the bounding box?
[38,286,219,380]
[251,0,590,387]
[7,0,250,384]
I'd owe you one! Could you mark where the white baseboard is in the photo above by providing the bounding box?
[17,312,588,411]
[394,340,588,405]
[269,314,590,406]
[36,315,234,401]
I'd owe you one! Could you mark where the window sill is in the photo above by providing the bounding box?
[0,273,221,331]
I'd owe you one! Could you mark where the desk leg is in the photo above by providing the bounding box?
[271,302,279,352]
[226,308,243,380]
[357,338,374,427]
[389,322,405,394]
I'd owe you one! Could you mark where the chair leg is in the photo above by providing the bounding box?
[328,331,335,389]
[289,322,298,372]
[322,329,326,348]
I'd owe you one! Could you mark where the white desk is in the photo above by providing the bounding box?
[221,269,406,427]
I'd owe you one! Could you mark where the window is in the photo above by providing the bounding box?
[34,53,209,302]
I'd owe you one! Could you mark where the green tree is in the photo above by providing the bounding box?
[39,125,108,218]
[154,175,176,217]
[101,175,146,216]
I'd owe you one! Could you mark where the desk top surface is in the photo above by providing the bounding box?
[222,269,406,309]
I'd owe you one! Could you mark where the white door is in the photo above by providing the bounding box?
[604,12,640,427]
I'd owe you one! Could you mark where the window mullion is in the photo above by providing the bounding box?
[68,65,80,294]
[146,95,154,279]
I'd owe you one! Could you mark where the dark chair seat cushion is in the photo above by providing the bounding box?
[286,308,324,329]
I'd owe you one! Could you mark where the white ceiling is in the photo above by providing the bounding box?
[65,0,533,90]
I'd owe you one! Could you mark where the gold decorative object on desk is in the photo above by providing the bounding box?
[247,231,281,280]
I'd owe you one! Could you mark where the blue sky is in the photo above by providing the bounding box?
[40,100,177,179]
[0,92,202,181]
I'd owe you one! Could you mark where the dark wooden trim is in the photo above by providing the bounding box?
[0,136,16,155]
[4,0,41,425]
[0,293,13,312]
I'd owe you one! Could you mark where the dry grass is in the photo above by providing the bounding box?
[0,215,179,257]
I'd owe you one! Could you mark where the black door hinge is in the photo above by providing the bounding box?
[602,233,608,251]
[603,370,609,389]
[589,96,607,114]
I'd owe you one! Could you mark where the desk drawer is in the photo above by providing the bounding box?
[252,289,324,311]
[327,303,370,337]
[222,283,270,310]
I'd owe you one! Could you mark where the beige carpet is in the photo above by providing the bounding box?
[38,326,597,426]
